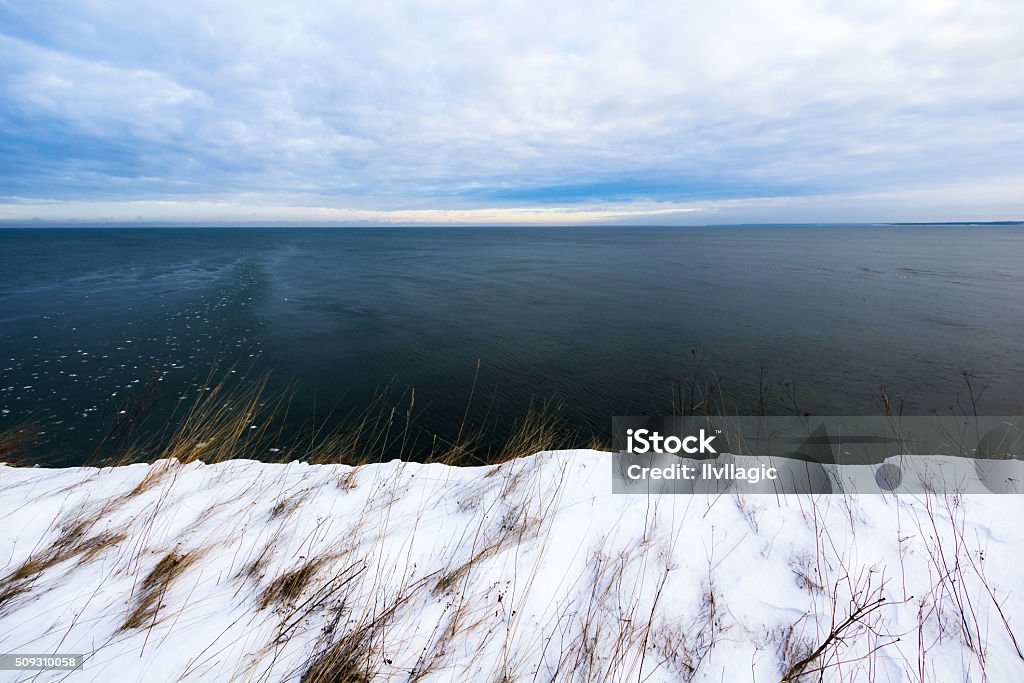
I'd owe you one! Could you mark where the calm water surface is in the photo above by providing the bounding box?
[1,226,1022,464]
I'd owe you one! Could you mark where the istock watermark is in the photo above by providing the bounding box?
[611,416,1024,494]
[625,428,718,455]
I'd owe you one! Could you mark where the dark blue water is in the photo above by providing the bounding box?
[2,226,1022,464]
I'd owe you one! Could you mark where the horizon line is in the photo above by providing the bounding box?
[1,220,1022,229]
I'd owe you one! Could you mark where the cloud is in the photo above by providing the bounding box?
[0,0,1022,222]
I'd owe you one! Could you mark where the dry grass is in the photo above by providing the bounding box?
[0,422,38,465]
[4,366,583,471]
[0,581,30,611]
[305,393,405,466]
[775,620,817,680]
[155,373,279,465]
[124,461,171,498]
[493,401,567,464]
[1,517,128,611]
[238,541,276,583]
[269,493,308,520]
[122,549,203,631]
[790,551,826,594]
[74,529,129,562]
[3,370,1022,682]
[259,557,326,610]
[301,628,375,683]
[433,509,543,596]
[296,576,412,683]
[338,469,359,490]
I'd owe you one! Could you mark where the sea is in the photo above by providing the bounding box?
[1,225,1022,465]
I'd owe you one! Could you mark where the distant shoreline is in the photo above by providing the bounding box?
[0,220,1022,229]
[886,220,1024,226]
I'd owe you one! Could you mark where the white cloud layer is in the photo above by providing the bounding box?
[1,0,1022,222]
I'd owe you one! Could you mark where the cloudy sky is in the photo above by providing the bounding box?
[1,0,1022,224]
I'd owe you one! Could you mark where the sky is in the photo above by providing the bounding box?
[1,0,1022,225]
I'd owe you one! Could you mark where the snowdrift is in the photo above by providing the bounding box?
[1,451,1023,682]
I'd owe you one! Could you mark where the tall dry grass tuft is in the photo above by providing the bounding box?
[493,401,568,464]
[301,630,375,683]
[8,362,591,470]
[122,549,203,631]
[153,371,282,465]
[305,392,412,466]
[0,422,38,466]
[0,516,128,612]
[259,557,326,610]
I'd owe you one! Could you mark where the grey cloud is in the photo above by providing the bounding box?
[0,0,1022,219]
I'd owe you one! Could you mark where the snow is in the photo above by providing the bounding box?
[0,450,1023,682]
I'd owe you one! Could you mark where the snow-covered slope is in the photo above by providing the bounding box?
[1,451,1022,682]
